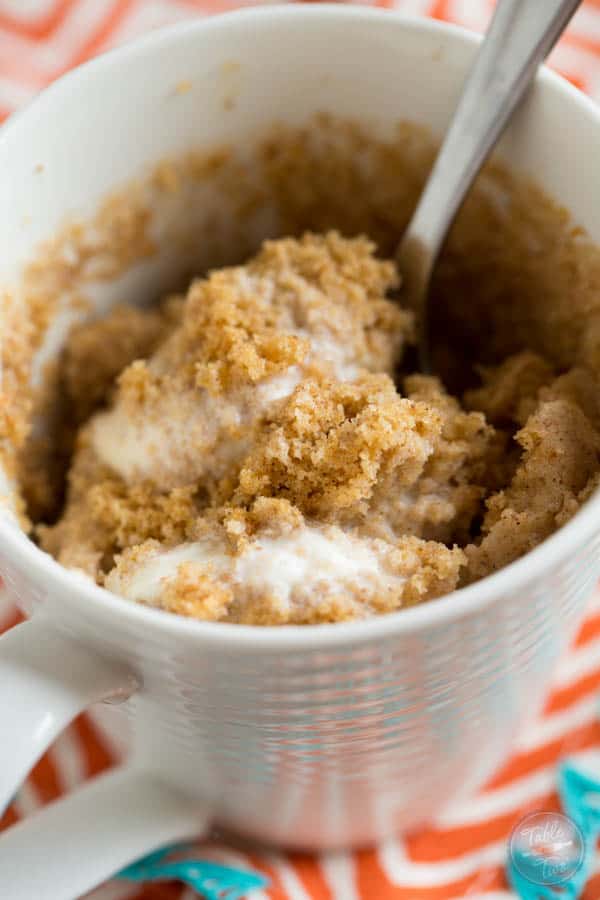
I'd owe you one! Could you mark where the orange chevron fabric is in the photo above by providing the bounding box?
[3,1,600,897]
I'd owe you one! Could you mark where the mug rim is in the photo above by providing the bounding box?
[2,3,600,650]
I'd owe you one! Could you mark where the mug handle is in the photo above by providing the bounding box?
[0,613,136,813]
[0,767,208,900]
[0,614,210,899]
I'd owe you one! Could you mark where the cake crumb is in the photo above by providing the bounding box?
[174,80,192,95]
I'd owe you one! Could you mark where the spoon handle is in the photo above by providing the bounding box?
[397,0,581,364]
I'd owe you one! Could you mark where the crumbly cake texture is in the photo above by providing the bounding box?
[36,233,600,624]
[41,233,468,623]
[464,354,600,582]
[3,116,600,624]
[83,232,411,496]
[1,187,156,525]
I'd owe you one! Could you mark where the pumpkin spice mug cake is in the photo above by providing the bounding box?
[2,7,600,895]
[33,230,600,624]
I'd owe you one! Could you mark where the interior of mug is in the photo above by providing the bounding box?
[2,8,600,601]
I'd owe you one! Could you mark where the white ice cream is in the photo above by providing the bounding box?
[105,525,404,611]
[90,387,244,488]
[90,335,360,488]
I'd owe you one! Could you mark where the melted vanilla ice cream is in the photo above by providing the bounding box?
[104,524,437,624]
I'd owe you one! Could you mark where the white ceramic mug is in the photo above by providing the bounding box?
[2,7,600,898]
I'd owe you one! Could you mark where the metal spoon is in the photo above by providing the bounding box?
[397,0,582,372]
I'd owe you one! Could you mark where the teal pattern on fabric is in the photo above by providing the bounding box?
[507,758,600,900]
[118,843,269,899]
